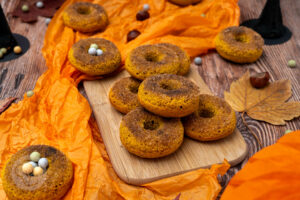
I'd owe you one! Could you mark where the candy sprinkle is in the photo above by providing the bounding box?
[194,57,202,65]
[0,48,7,54]
[96,49,103,56]
[143,4,150,11]
[88,47,97,55]
[30,151,40,162]
[36,1,44,8]
[26,90,34,97]
[28,161,38,168]
[13,46,22,54]
[33,166,44,176]
[45,18,51,25]
[288,60,296,68]
[21,4,29,12]
[22,163,33,174]
[38,158,49,169]
[285,129,293,134]
[90,44,98,49]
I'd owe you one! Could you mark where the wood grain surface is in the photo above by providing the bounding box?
[83,66,248,185]
[0,0,299,197]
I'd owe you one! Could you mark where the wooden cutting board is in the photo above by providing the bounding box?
[83,65,248,185]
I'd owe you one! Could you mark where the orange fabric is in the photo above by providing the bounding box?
[0,0,239,199]
[221,130,300,200]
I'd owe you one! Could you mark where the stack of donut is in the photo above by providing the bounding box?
[109,43,237,159]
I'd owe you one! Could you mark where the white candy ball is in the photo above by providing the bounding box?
[90,43,98,49]
[143,4,150,11]
[96,49,103,56]
[28,161,38,168]
[26,90,34,97]
[194,57,202,65]
[30,151,40,162]
[45,18,51,25]
[38,158,49,169]
[33,166,44,176]
[36,1,44,8]
[88,47,97,55]
[22,163,33,174]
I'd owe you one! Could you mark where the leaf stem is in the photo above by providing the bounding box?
[241,112,263,148]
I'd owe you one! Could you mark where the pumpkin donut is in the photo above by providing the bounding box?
[183,94,236,141]
[109,77,141,114]
[215,26,264,63]
[120,107,184,158]
[168,0,202,6]
[2,145,73,200]
[156,43,190,75]
[68,38,121,76]
[138,74,200,118]
[62,2,108,33]
[125,45,180,80]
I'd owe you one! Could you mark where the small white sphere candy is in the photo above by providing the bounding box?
[38,158,49,169]
[30,151,41,162]
[143,4,150,11]
[45,18,51,25]
[88,47,97,55]
[28,161,38,168]
[36,1,44,8]
[22,163,34,174]
[96,49,103,56]
[194,57,202,65]
[33,166,44,176]
[90,43,98,49]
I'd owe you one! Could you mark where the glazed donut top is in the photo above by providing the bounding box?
[141,74,199,99]
[64,2,107,23]
[122,108,182,146]
[126,44,180,79]
[219,26,264,50]
[71,38,121,67]
[3,145,73,192]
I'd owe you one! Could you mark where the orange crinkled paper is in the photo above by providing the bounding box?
[0,0,240,199]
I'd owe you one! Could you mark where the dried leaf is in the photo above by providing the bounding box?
[225,71,300,125]
[0,97,16,114]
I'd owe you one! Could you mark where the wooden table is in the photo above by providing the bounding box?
[1,0,300,197]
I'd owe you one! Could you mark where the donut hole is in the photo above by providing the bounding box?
[129,84,139,94]
[198,109,215,118]
[159,80,181,90]
[77,6,91,15]
[145,52,161,62]
[234,34,248,43]
[143,119,160,130]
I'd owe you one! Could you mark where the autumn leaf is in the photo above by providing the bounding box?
[0,97,16,114]
[225,71,300,125]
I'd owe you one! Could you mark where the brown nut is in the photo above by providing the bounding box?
[250,72,270,89]
[136,10,150,21]
[127,29,141,42]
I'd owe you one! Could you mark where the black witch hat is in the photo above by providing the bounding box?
[0,5,30,62]
[241,0,292,45]
[0,5,17,50]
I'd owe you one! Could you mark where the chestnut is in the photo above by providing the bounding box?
[136,10,150,21]
[127,30,141,42]
[250,72,270,89]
